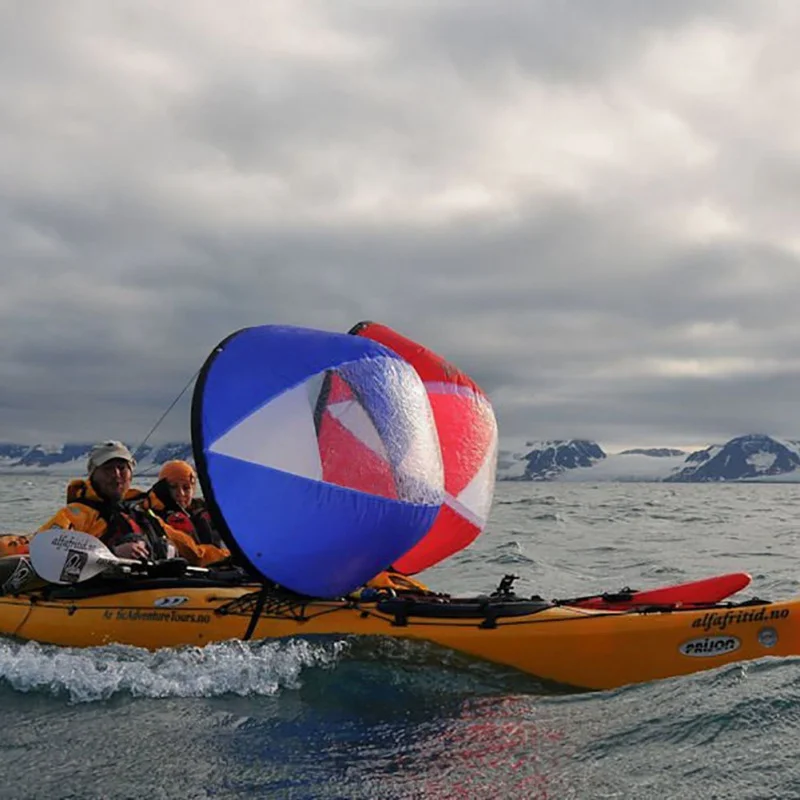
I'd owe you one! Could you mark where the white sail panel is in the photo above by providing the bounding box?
[208,382,322,480]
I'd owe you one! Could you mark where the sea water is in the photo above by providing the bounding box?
[2,476,800,799]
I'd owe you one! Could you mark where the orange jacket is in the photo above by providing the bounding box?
[37,479,230,568]
[365,570,431,593]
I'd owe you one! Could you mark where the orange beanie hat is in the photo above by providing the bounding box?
[158,460,196,484]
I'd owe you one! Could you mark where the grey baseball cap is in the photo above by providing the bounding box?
[86,441,136,475]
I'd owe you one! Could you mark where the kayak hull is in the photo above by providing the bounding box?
[0,581,797,691]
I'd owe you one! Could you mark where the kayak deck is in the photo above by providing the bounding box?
[0,575,797,691]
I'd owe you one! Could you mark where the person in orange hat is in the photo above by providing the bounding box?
[146,460,223,548]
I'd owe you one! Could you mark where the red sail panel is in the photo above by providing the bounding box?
[350,322,472,386]
[350,322,498,574]
[430,390,496,498]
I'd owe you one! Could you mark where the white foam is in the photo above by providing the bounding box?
[0,637,349,703]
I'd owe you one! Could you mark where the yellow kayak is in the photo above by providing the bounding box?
[0,569,796,691]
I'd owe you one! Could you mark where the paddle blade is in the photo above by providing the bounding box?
[29,529,120,585]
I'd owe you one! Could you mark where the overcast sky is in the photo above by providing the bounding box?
[3,1,800,451]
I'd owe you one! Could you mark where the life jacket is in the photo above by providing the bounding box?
[365,570,432,593]
[146,479,224,548]
[66,480,172,561]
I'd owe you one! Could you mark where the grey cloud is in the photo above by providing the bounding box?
[1,1,800,449]
[499,370,800,451]
[334,0,747,83]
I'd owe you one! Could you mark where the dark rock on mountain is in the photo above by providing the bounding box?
[14,444,97,468]
[146,443,193,465]
[518,439,606,481]
[0,442,194,472]
[0,444,29,461]
[666,434,800,482]
[684,447,715,465]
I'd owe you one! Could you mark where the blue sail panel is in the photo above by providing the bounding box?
[199,325,398,445]
[204,452,441,597]
[193,325,445,597]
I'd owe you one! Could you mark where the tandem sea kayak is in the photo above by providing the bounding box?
[0,539,776,694]
[0,566,790,692]
[0,323,778,693]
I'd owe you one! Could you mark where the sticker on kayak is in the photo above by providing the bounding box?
[154,596,189,608]
[758,627,778,648]
[60,549,88,583]
[680,636,741,657]
[1,556,34,594]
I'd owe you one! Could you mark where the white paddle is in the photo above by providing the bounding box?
[29,529,142,585]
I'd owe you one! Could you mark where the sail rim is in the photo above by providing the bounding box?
[191,327,253,577]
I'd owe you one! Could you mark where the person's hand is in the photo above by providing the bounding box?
[113,540,150,560]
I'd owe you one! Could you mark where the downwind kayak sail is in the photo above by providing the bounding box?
[191,325,444,598]
[349,322,498,574]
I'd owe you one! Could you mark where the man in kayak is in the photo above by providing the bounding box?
[145,460,224,548]
[35,441,229,567]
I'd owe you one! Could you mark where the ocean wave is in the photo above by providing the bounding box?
[0,637,349,703]
[484,540,536,566]
[596,659,800,746]
[529,512,564,522]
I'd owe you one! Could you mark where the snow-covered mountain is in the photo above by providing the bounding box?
[496,439,606,481]
[497,434,800,482]
[665,434,800,482]
[4,434,800,483]
[497,439,688,482]
[0,442,193,476]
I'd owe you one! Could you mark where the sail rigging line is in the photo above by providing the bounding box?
[131,367,201,464]
[242,585,270,641]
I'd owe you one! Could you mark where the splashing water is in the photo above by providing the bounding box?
[0,637,349,704]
